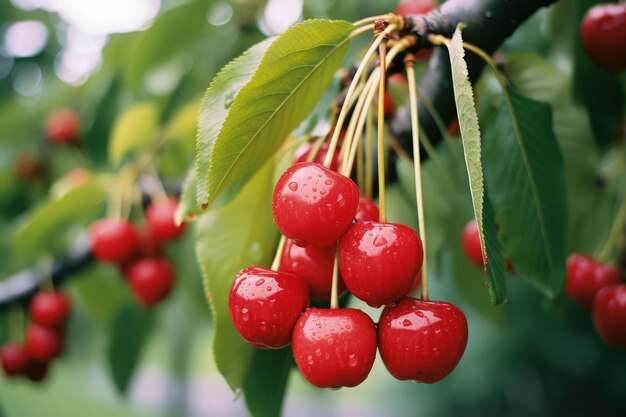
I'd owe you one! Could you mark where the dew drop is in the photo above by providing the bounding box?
[373,235,388,247]
[266,286,272,291]
[416,311,424,318]
[325,179,332,185]
[320,189,327,195]
[312,187,318,192]
[403,319,412,327]
[345,324,351,330]
[327,337,334,345]
[336,194,345,207]
[242,308,249,314]
[288,182,298,191]
[315,348,322,357]
[255,278,265,286]
[485,10,492,18]
[307,355,314,365]
[347,354,358,368]
[260,322,268,332]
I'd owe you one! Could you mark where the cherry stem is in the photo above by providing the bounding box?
[330,246,340,309]
[270,235,287,271]
[377,41,388,223]
[350,23,375,39]
[597,198,626,263]
[305,135,327,163]
[149,163,169,201]
[353,15,389,27]
[357,136,364,192]
[365,107,374,199]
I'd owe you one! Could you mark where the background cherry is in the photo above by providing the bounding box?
[581,3,626,71]
[339,221,423,307]
[146,198,186,242]
[383,91,395,119]
[24,359,48,382]
[89,218,139,263]
[272,162,360,247]
[125,258,175,307]
[461,219,484,268]
[566,253,622,308]
[229,266,310,349]
[292,308,377,388]
[24,324,63,362]
[45,109,80,145]
[592,284,626,348]
[1,344,29,377]
[30,291,71,328]
[294,142,341,172]
[378,297,468,383]
[355,197,379,222]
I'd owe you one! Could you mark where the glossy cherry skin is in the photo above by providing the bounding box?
[229,266,310,349]
[273,162,360,247]
[45,109,80,145]
[394,0,437,61]
[378,297,468,383]
[146,198,186,242]
[125,258,175,307]
[279,240,346,300]
[566,253,622,308]
[339,221,423,307]
[593,284,626,348]
[25,324,63,362]
[1,344,29,377]
[355,197,379,222]
[461,219,484,268]
[292,308,377,388]
[294,142,341,172]
[581,3,626,71]
[89,218,139,263]
[30,291,71,328]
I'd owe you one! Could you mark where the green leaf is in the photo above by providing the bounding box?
[504,52,567,104]
[483,88,568,298]
[195,160,279,392]
[109,102,159,165]
[175,167,203,224]
[108,303,153,395]
[242,349,292,417]
[200,19,353,207]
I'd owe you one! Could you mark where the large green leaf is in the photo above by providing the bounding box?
[483,88,568,298]
[109,102,159,165]
[504,52,567,105]
[195,160,279,392]
[242,349,292,417]
[200,19,353,207]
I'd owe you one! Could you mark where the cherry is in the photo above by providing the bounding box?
[279,240,346,300]
[592,284,626,348]
[125,258,175,307]
[24,324,63,362]
[89,218,139,263]
[146,198,186,242]
[378,297,468,383]
[383,91,395,119]
[24,359,48,382]
[1,344,29,377]
[566,253,622,308]
[447,119,460,137]
[229,266,310,349]
[136,226,163,258]
[292,308,377,388]
[394,0,437,61]
[355,197,379,222]
[64,168,91,188]
[339,221,423,307]
[461,219,484,268]
[45,109,80,145]
[272,162,360,247]
[15,154,47,182]
[581,3,626,72]
[30,291,71,328]
[293,142,341,172]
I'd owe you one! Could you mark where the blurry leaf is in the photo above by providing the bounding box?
[484,88,568,298]
[158,101,201,178]
[242,348,292,417]
[165,100,199,143]
[195,160,278,392]
[72,265,129,327]
[109,102,159,165]
[175,167,203,224]
[201,19,353,208]
[504,52,567,104]
[108,303,153,395]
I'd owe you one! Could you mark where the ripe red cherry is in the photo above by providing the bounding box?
[593,284,626,348]
[292,308,377,388]
[566,253,622,308]
[279,240,346,300]
[355,197,379,222]
[1,344,29,377]
[461,219,483,268]
[125,258,175,307]
[581,3,626,71]
[378,297,468,383]
[293,142,341,172]
[339,221,423,307]
[273,162,360,247]
[146,198,186,242]
[24,324,63,362]
[30,291,71,328]
[45,109,80,145]
[229,266,310,349]
[447,119,460,136]
[89,218,139,263]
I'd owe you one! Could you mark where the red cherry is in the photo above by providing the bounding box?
[146,198,186,242]
[339,221,423,307]
[394,0,437,61]
[89,218,139,263]
[581,3,626,71]
[1,344,29,377]
[355,197,379,222]
[24,324,63,362]
[292,308,377,388]
[64,168,91,188]
[279,240,346,300]
[137,226,163,258]
[24,359,48,382]
[30,291,71,328]
[272,162,360,247]
[125,258,175,307]
[15,154,47,182]
[378,297,468,383]
[461,219,484,268]
[566,253,622,308]
[229,266,310,349]
[383,91,395,119]
[293,142,341,172]
[593,284,626,348]
[389,73,406,86]
[45,109,80,145]
[447,119,460,136]
[409,270,423,293]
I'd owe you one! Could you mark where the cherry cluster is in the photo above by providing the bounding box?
[88,198,185,307]
[229,157,468,388]
[1,291,70,382]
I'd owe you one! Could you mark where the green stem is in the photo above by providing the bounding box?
[330,246,340,309]
[270,235,287,271]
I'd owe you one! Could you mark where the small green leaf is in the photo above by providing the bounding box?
[242,348,292,417]
[201,19,353,207]
[109,102,159,165]
[175,167,202,225]
[108,303,153,394]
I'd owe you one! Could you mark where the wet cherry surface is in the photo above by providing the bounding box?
[593,284,626,348]
[581,3,626,71]
[30,291,71,328]
[355,197,380,222]
[229,266,310,349]
[339,221,423,307]
[566,253,622,308]
[378,297,468,383]
[292,308,377,388]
